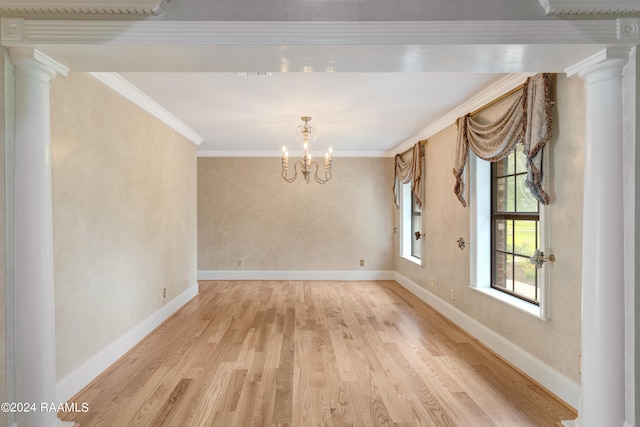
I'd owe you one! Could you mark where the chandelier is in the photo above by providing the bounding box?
[281,116,332,184]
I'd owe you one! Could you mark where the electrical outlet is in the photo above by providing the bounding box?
[163,288,167,298]
[450,289,455,301]
[360,259,365,266]
[238,260,242,267]
[430,280,435,289]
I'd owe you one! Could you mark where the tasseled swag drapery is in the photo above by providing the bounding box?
[453,73,552,207]
[393,142,423,209]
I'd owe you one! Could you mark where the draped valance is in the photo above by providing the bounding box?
[393,142,423,209]
[453,73,552,207]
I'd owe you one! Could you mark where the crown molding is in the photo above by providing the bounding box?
[0,18,626,46]
[565,46,631,77]
[197,150,391,158]
[538,0,640,15]
[389,73,535,155]
[0,0,166,15]
[88,72,203,145]
[9,47,69,76]
[198,150,285,158]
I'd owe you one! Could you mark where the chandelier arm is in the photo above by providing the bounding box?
[312,160,332,184]
[281,160,302,183]
[324,168,333,183]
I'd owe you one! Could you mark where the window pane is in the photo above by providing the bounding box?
[515,143,527,173]
[516,174,538,213]
[411,192,421,259]
[495,219,512,252]
[495,177,506,211]
[505,254,514,292]
[411,217,421,258]
[506,177,515,211]
[513,255,538,302]
[513,220,537,257]
[494,252,512,290]
[508,150,516,175]
[495,177,515,212]
[495,153,512,177]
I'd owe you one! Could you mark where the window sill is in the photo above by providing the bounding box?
[471,286,546,321]
[400,255,422,267]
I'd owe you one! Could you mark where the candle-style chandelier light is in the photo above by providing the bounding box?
[281,116,332,184]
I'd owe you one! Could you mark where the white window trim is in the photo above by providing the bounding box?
[468,153,550,320]
[400,182,423,266]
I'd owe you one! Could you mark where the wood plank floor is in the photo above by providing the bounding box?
[60,280,576,426]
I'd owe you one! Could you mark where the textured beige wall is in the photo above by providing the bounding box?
[50,73,198,379]
[198,157,394,271]
[396,74,584,383]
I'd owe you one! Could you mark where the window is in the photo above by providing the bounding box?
[491,144,540,304]
[410,189,422,259]
[396,144,423,265]
[400,182,422,263]
[470,149,548,318]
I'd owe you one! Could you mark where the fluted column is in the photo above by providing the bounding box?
[566,48,630,427]
[9,48,69,427]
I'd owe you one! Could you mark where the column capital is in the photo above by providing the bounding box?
[9,47,69,80]
[565,47,630,80]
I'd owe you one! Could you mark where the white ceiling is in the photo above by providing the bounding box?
[119,71,505,156]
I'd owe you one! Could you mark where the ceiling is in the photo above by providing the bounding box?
[119,71,505,156]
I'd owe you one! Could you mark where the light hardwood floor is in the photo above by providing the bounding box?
[61,280,576,426]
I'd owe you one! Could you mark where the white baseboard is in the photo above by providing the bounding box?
[565,418,636,426]
[197,270,396,281]
[55,283,199,403]
[392,272,580,410]
[6,416,73,427]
